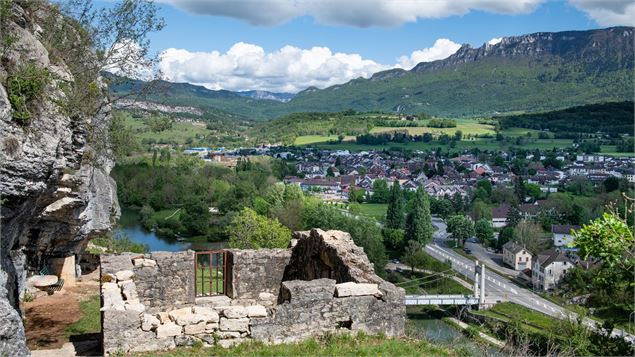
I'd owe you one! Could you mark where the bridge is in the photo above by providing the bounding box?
[404,294,479,305]
[401,261,489,307]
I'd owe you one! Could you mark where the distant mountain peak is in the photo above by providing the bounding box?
[236,90,295,102]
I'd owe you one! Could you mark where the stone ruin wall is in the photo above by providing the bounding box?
[100,229,406,356]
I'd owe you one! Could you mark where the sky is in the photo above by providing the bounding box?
[118,0,634,93]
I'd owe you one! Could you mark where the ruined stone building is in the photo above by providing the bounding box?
[100,229,406,355]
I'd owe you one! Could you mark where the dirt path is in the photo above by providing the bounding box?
[23,270,100,350]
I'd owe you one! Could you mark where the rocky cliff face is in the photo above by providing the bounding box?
[410,26,634,74]
[0,3,119,355]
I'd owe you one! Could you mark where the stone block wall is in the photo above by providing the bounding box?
[226,249,291,300]
[100,251,195,313]
[100,230,405,356]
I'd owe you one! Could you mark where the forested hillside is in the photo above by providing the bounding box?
[498,101,634,135]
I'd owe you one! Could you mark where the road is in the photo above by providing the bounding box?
[427,217,634,342]
[464,240,519,277]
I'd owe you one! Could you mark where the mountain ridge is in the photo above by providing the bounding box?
[110,26,633,120]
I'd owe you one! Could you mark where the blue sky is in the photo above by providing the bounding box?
[114,0,633,92]
[149,1,597,64]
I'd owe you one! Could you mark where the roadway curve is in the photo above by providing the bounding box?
[426,217,634,342]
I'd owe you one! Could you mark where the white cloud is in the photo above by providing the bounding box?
[159,40,462,92]
[159,43,388,93]
[488,37,503,45]
[160,0,544,27]
[568,0,635,26]
[396,39,461,69]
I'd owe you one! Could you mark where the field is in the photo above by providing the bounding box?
[371,118,495,136]
[355,203,388,221]
[123,115,212,145]
[294,135,356,145]
[310,137,575,153]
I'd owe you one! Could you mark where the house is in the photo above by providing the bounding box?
[502,241,532,270]
[491,203,511,228]
[551,224,580,248]
[532,249,573,291]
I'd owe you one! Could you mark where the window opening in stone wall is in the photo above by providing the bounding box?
[194,250,227,297]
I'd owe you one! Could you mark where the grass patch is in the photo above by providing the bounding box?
[371,118,495,136]
[123,115,213,145]
[132,332,456,356]
[194,267,225,296]
[294,135,355,145]
[65,294,101,337]
[355,203,388,221]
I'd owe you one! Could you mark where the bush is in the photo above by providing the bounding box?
[6,62,50,125]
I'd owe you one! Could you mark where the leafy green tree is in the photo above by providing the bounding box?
[430,197,454,219]
[371,179,390,203]
[474,219,495,246]
[228,208,291,249]
[573,206,634,287]
[181,198,212,236]
[386,181,405,229]
[603,176,620,192]
[401,240,427,273]
[348,187,365,203]
[446,215,474,246]
[524,183,543,201]
[382,228,405,251]
[405,188,433,245]
[471,199,492,221]
[514,176,526,202]
[498,226,514,249]
[506,204,522,228]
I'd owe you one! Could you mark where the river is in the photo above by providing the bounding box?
[116,208,495,354]
[115,207,226,252]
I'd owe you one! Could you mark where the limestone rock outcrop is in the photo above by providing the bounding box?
[0,3,119,355]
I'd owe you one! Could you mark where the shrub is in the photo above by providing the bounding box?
[6,62,50,125]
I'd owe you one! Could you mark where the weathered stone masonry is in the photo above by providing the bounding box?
[100,229,406,355]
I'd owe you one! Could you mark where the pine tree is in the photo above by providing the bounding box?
[405,187,433,245]
[386,181,404,229]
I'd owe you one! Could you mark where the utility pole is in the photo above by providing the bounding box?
[474,260,480,297]
[479,262,486,305]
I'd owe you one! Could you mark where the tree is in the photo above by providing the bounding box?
[498,227,514,249]
[401,240,427,273]
[348,187,365,203]
[471,199,492,221]
[524,183,543,201]
[386,181,405,229]
[371,179,390,203]
[431,198,454,219]
[405,188,433,245]
[474,219,495,247]
[382,228,405,251]
[54,0,164,123]
[506,204,522,228]
[446,215,474,246]
[603,176,620,193]
[513,221,549,253]
[573,203,634,283]
[454,130,463,141]
[514,176,526,202]
[228,208,291,249]
[181,198,212,236]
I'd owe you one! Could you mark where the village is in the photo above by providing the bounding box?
[184,145,634,293]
